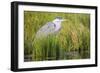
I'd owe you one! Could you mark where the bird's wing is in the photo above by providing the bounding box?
[35,22,56,38]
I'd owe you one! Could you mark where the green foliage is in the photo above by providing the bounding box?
[24,11,90,61]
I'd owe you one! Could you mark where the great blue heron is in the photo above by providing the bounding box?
[35,17,66,39]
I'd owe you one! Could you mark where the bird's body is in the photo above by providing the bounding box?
[34,17,65,39]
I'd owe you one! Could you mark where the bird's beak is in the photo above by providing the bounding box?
[61,19,67,21]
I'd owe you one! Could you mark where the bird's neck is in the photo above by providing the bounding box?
[53,20,61,26]
[53,21,61,31]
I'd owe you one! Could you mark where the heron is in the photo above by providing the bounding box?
[34,17,66,39]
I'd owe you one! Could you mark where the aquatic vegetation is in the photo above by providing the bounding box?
[24,11,90,61]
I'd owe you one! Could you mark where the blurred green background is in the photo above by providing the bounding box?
[24,11,90,61]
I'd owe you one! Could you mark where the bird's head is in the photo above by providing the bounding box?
[53,16,66,24]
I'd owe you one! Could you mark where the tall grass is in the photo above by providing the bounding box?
[24,11,90,61]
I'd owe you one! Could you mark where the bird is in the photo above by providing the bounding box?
[34,17,66,39]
